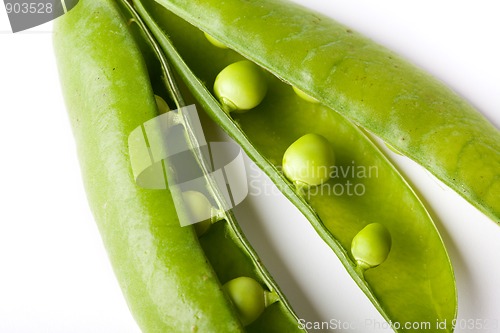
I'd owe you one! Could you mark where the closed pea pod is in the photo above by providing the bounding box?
[223,277,279,326]
[213,60,268,113]
[282,133,335,190]
[154,94,170,114]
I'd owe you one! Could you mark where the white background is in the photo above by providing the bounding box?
[1,1,499,332]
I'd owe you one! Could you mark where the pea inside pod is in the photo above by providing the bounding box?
[223,277,279,326]
[181,190,219,236]
[282,133,335,191]
[213,60,268,113]
[351,223,392,271]
[135,2,457,332]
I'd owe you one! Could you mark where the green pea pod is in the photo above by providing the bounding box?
[53,0,305,331]
[153,0,500,224]
[133,1,456,332]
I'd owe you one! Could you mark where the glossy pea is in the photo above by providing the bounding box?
[54,1,304,332]
[143,3,457,331]
[282,133,335,188]
[351,223,392,271]
[223,277,267,326]
[213,60,268,113]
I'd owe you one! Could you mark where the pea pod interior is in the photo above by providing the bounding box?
[154,0,500,224]
[54,0,305,331]
[136,1,457,331]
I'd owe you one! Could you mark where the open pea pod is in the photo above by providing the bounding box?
[53,0,306,331]
[134,1,457,331]
[152,0,500,224]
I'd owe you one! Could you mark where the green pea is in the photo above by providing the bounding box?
[154,94,170,114]
[223,277,270,326]
[351,223,392,271]
[292,86,319,104]
[182,190,216,236]
[204,31,228,49]
[282,133,335,189]
[213,60,268,113]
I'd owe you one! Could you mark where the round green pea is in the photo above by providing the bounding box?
[351,223,392,270]
[223,277,266,326]
[282,133,335,188]
[204,32,228,49]
[182,190,213,236]
[213,60,268,113]
[292,86,319,103]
